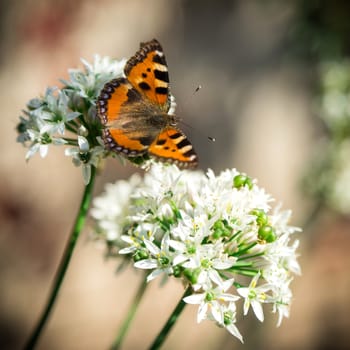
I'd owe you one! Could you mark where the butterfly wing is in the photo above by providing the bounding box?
[148,128,198,168]
[124,39,170,111]
[97,78,150,155]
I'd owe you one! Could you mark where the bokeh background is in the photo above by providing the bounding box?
[2,0,350,349]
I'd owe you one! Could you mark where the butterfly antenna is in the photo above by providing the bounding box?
[177,85,202,114]
[180,120,215,142]
[193,85,202,95]
[178,117,215,143]
[176,84,215,142]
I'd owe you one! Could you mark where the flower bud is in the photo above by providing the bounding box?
[233,174,253,189]
[251,209,268,227]
[183,268,200,284]
[258,225,277,243]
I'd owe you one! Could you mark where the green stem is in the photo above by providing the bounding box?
[63,138,80,144]
[24,166,97,350]
[110,276,148,350]
[232,242,257,256]
[148,286,192,350]
[65,123,78,134]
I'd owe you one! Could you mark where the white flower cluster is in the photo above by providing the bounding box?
[17,55,126,184]
[91,163,301,342]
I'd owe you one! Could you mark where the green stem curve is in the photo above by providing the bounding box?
[148,286,192,350]
[24,166,97,349]
[110,276,148,350]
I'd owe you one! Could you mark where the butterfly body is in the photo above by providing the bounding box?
[97,39,197,167]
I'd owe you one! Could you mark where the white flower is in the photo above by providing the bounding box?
[222,302,243,343]
[64,55,126,103]
[42,90,80,134]
[134,233,174,282]
[192,242,237,290]
[17,54,127,184]
[183,279,238,324]
[273,297,291,327]
[90,163,301,341]
[237,274,273,322]
[91,174,141,242]
[269,277,293,327]
[82,55,126,79]
[65,136,105,184]
[25,117,67,160]
[169,215,211,267]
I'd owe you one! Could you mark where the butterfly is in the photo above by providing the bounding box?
[97,39,198,168]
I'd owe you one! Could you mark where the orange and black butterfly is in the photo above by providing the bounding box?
[97,39,198,168]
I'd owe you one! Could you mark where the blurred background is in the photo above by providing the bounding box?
[2,0,350,349]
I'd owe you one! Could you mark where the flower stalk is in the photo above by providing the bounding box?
[24,166,96,350]
[110,276,148,350]
[148,286,192,350]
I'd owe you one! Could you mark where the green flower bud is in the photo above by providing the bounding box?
[212,219,232,239]
[251,209,268,227]
[183,268,200,284]
[16,122,27,134]
[187,245,196,255]
[245,177,253,189]
[233,174,253,190]
[173,265,183,278]
[159,256,170,266]
[258,225,277,243]
[133,249,148,262]
[205,292,215,302]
